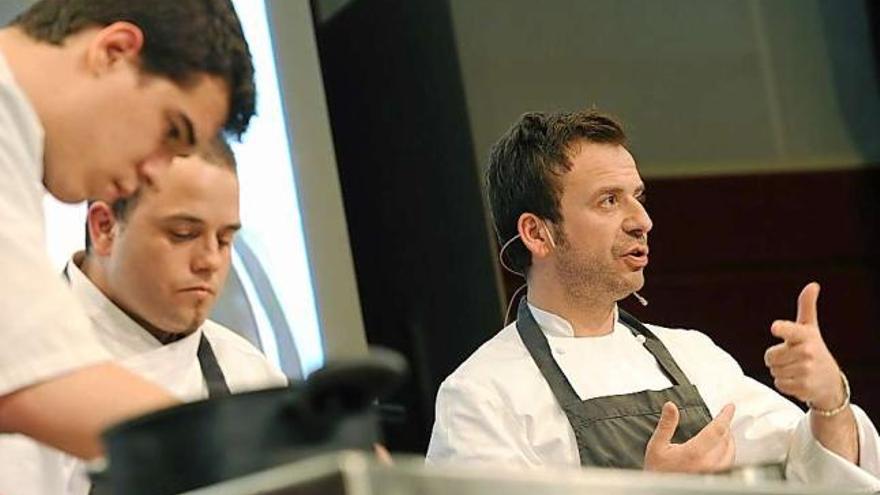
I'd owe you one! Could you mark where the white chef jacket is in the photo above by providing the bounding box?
[427,303,880,491]
[0,50,109,396]
[0,257,289,495]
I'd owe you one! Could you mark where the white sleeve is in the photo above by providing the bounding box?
[0,66,109,396]
[675,331,804,466]
[0,434,71,495]
[785,404,880,490]
[0,222,111,396]
[426,374,541,467]
[683,331,880,490]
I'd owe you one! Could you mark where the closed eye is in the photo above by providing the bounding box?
[169,231,197,242]
[218,235,235,248]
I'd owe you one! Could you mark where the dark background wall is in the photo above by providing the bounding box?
[314,0,880,453]
[615,169,880,415]
[313,0,504,453]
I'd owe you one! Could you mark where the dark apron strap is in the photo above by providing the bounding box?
[618,309,694,387]
[515,298,588,409]
[516,298,696,402]
[198,333,231,398]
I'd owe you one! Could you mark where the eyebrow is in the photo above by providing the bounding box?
[162,214,203,226]
[161,214,242,232]
[594,184,646,197]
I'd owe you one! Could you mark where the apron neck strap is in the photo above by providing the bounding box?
[198,334,231,398]
[616,309,693,386]
[516,298,694,391]
[515,297,583,408]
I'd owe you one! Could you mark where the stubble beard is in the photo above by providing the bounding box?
[185,302,211,333]
[553,237,644,307]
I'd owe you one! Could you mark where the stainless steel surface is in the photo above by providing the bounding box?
[183,451,849,495]
[723,463,787,484]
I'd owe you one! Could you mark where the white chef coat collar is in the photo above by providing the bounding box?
[526,300,620,338]
[65,253,204,359]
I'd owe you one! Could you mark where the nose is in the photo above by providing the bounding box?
[137,150,176,188]
[191,236,224,275]
[623,198,653,239]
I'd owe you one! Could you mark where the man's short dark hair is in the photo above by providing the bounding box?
[84,136,238,251]
[486,109,627,273]
[11,0,255,137]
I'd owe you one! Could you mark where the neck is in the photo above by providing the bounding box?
[78,251,191,345]
[526,268,616,337]
[125,309,190,345]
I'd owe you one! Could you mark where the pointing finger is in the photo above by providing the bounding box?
[770,320,809,345]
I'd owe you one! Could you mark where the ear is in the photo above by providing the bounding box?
[85,21,145,75]
[87,202,119,256]
[517,213,554,260]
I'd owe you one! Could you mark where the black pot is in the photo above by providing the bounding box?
[95,349,407,495]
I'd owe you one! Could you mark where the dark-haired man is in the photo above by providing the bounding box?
[427,110,880,489]
[0,0,256,458]
[0,140,286,494]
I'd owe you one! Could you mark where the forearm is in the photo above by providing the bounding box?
[811,406,859,465]
[0,362,177,459]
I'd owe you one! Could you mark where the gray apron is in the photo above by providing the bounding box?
[516,297,713,468]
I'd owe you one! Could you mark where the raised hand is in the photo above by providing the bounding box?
[644,402,736,473]
[764,282,844,410]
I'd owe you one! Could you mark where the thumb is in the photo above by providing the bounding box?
[796,282,820,326]
[650,401,680,446]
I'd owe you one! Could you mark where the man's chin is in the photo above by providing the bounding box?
[633,274,646,291]
[44,180,86,203]
[614,273,645,300]
[184,315,208,333]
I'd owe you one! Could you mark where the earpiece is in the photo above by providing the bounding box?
[498,234,525,277]
[497,217,557,278]
[543,222,557,249]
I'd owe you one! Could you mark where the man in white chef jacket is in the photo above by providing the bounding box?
[0,138,288,495]
[0,0,257,458]
[426,109,880,489]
